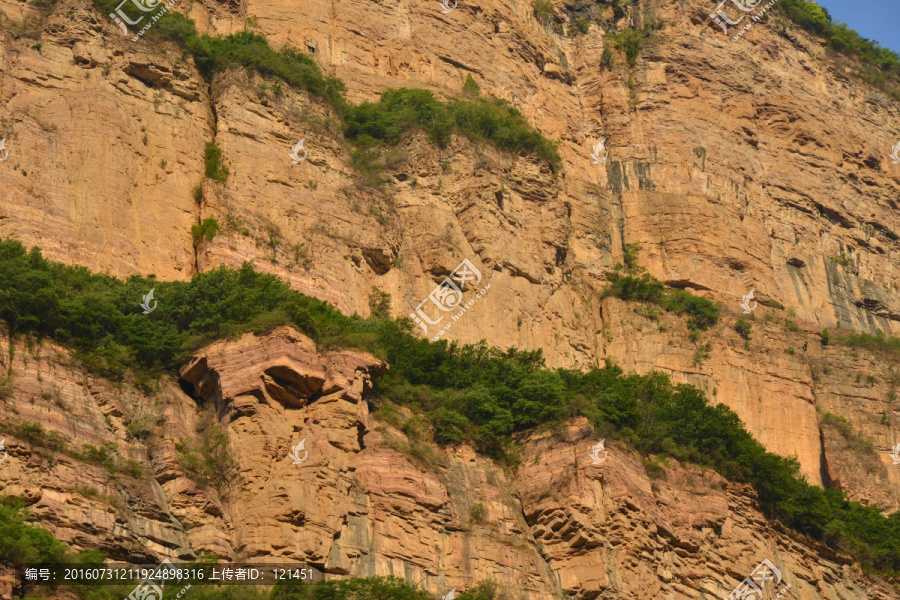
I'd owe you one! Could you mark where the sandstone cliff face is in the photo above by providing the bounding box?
[1,327,898,600]
[1,0,899,497]
[2,0,900,593]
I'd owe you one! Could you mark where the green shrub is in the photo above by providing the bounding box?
[613,25,652,67]
[664,289,719,331]
[821,327,831,345]
[4,237,900,574]
[177,410,242,493]
[600,43,614,69]
[204,143,229,182]
[462,74,481,97]
[532,0,554,23]
[760,299,784,310]
[643,456,666,480]
[735,318,752,339]
[784,318,800,332]
[368,287,392,320]
[838,331,900,357]
[470,502,488,523]
[192,218,220,248]
[603,245,719,331]
[344,88,561,169]
[273,576,431,600]
[570,17,590,36]
[821,413,876,454]
[778,0,900,97]
[81,443,117,470]
[0,497,67,565]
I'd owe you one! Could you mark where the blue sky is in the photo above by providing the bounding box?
[812,0,900,55]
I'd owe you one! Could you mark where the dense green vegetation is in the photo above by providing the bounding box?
[344,88,560,168]
[203,143,230,183]
[0,497,67,566]
[602,244,720,333]
[92,0,559,169]
[191,218,220,248]
[2,237,900,574]
[841,330,900,356]
[777,0,900,97]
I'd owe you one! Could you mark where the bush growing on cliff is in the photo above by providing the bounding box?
[0,497,67,566]
[90,0,559,170]
[3,237,900,574]
[343,88,561,169]
[602,247,720,331]
[272,576,431,600]
[778,0,900,97]
[203,143,230,182]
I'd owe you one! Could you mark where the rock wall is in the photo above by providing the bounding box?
[1,327,898,600]
[2,0,900,594]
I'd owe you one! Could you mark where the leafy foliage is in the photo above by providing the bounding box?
[602,245,720,332]
[0,497,67,566]
[841,330,900,355]
[176,409,242,493]
[343,88,561,169]
[612,25,653,67]
[462,74,481,98]
[204,143,230,182]
[91,0,558,169]
[3,237,900,574]
[192,218,220,248]
[532,0,554,24]
[272,576,432,600]
[778,0,900,97]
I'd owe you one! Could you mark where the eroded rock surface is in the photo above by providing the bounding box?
[0,327,898,599]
